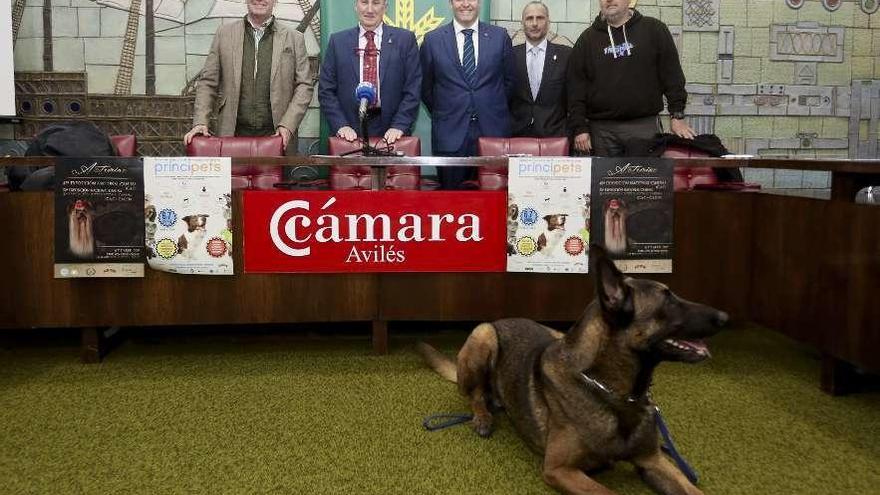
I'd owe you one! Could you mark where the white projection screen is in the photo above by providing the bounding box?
[0,0,14,117]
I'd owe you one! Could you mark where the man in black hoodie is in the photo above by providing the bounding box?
[567,0,695,156]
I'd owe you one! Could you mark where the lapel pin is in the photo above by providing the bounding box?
[553,54,557,61]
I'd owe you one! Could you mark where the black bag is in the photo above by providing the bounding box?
[639,133,744,183]
[10,121,116,191]
[25,121,116,157]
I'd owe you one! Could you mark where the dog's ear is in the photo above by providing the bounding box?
[589,244,633,324]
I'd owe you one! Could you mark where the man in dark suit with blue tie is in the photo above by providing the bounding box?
[420,0,516,189]
[319,0,422,145]
[510,2,571,138]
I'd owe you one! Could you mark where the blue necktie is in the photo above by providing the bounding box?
[462,28,476,87]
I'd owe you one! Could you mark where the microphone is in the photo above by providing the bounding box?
[356,81,377,119]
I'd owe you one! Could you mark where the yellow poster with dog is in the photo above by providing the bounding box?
[144,157,234,275]
[506,157,591,274]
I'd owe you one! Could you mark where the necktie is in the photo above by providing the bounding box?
[363,31,379,106]
[528,46,542,100]
[462,28,476,88]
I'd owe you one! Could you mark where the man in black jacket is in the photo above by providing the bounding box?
[510,1,571,138]
[567,0,695,156]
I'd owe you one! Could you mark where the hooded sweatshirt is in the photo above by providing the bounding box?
[567,10,687,136]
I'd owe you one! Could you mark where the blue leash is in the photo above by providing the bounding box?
[422,413,473,431]
[654,406,699,484]
[423,408,698,485]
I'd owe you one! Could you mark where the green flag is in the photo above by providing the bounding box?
[319,0,493,156]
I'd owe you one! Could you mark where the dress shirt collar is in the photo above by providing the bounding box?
[246,14,274,31]
[453,19,479,37]
[526,38,548,54]
[359,23,384,41]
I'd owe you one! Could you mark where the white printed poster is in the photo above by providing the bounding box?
[143,157,233,275]
[507,157,591,273]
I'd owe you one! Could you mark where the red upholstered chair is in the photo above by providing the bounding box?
[186,135,284,190]
[662,144,720,191]
[476,137,570,190]
[327,136,421,190]
[110,135,138,157]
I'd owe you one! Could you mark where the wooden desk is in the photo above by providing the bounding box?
[1,156,878,394]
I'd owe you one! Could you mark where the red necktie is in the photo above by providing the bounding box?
[363,31,379,107]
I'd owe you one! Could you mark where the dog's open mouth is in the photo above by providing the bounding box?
[658,338,711,363]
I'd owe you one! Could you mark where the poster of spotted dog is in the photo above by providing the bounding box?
[506,157,592,274]
[54,157,145,278]
[591,158,674,273]
[143,157,233,275]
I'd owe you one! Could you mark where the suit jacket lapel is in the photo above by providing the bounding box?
[441,23,467,84]
[380,27,394,86]
[347,27,360,83]
[536,43,557,101]
[270,26,283,84]
[476,22,490,87]
[515,43,531,102]
[232,21,244,97]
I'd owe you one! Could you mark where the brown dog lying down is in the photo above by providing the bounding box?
[418,245,728,495]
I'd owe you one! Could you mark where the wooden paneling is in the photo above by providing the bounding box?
[666,192,754,317]
[2,188,878,377]
[378,272,591,322]
[749,195,880,372]
[0,192,377,328]
[378,192,755,322]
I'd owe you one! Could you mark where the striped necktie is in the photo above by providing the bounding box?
[462,28,476,87]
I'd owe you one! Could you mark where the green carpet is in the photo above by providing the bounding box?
[1,325,878,494]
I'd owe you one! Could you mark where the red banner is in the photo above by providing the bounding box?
[243,191,506,273]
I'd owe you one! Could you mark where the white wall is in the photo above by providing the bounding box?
[0,0,14,117]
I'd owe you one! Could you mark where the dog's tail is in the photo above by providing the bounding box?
[415,342,457,383]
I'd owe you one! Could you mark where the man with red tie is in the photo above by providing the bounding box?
[319,0,422,145]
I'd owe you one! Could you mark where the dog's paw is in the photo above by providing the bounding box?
[472,414,494,438]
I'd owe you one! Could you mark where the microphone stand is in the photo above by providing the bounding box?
[340,109,398,157]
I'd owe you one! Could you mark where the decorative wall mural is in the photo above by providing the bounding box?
[94,0,312,23]
[94,0,185,22]
[683,0,720,31]
[11,0,25,43]
[821,0,841,12]
[381,0,443,44]
[7,0,880,166]
[11,0,320,156]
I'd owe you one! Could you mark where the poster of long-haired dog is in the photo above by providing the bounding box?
[143,157,233,275]
[54,157,145,278]
[591,158,674,273]
[507,157,591,274]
